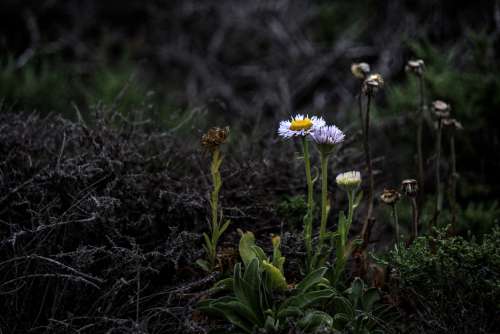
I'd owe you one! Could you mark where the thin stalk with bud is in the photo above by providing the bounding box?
[197,127,230,272]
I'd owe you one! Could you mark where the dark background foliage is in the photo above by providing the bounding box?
[0,1,499,333]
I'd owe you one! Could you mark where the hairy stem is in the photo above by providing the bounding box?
[449,133,458,230]
[434,120,443,228]
[302,137,314,268]
[318,151,329,253]
[417,76,425,209]
[392,204,399,246]
[409,197,419,245]
[362,93,374,236]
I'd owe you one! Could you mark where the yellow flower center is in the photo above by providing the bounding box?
[290,118,313,131]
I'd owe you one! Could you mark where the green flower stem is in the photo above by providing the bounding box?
[318,151,329,252]
[434,119,443,227]
[392,204,399,246]
[210,148,222,231]
[347,190,354,231]
[362,93,374,236]
[302,137,314,267]
[449,132,458,230]
[417,75,425,209]
[206,147,223,270]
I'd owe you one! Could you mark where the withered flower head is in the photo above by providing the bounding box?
[405,59,425,76]
[442,118,463,131]
[351,62,371,79]
[401,179,418,197]
[432,100,451,119]
[362,73,384,95]
[380,188,401,205]
[201,126,229,152]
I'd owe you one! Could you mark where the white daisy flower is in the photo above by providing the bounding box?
[278,114,326,139]
[336,171,362,192]
[310,125,345,147]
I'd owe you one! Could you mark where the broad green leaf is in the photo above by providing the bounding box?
[234,260,263,322]
[211,303,254,334]
[239,231,257,267]
[298,310,333,331]
[296,267,328,293]
[332,296,354,318]
[219,300,261,326]
[276,306,303,319]
[262,260,287,291]
[251,245,267,262]
[347,277,364,306]
[282,289,335,309]
[361,288,380,312]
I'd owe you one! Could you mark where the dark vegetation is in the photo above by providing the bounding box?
[1,1,499,333]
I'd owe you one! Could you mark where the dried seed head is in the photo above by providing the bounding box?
[380,188,401,205]
[401,179,418,197]
[362,73,384,95]
[201,126,229,152]
[351,62,371,79]
[442,118,463,131]
[405,59,425,76]
[432,100,451,119]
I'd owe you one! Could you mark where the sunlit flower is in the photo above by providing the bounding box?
[380,188,401,205]
[336,171,362,192]
[278,114,325,139]
[310,125,345,148]
[351,62,371,79]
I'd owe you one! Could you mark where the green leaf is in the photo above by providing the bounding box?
[276,306,303,319]
[210,277,234,293]
[234,260,263,322]
[262,260,287,291]
[211,303,254,334]
[361,288,380,312]
[251,245,267,262]
[332,313,350,329]
[332,296,354,318]
[203,232,212,248]
[296,267,328,293]
[347,277,364,306]
[282,289,335,309]
[219,220,231,237]
[239,231,257,267]
[196,259,210,272]
[298,310,333,331]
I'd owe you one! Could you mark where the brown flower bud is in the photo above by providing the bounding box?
[432,100,451,119]
[201,126,229,152]
[380,188,401,205]
[401,179,418,197]
[351,62,371,79]
[405,59,425,76]
[362,73,384,95]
